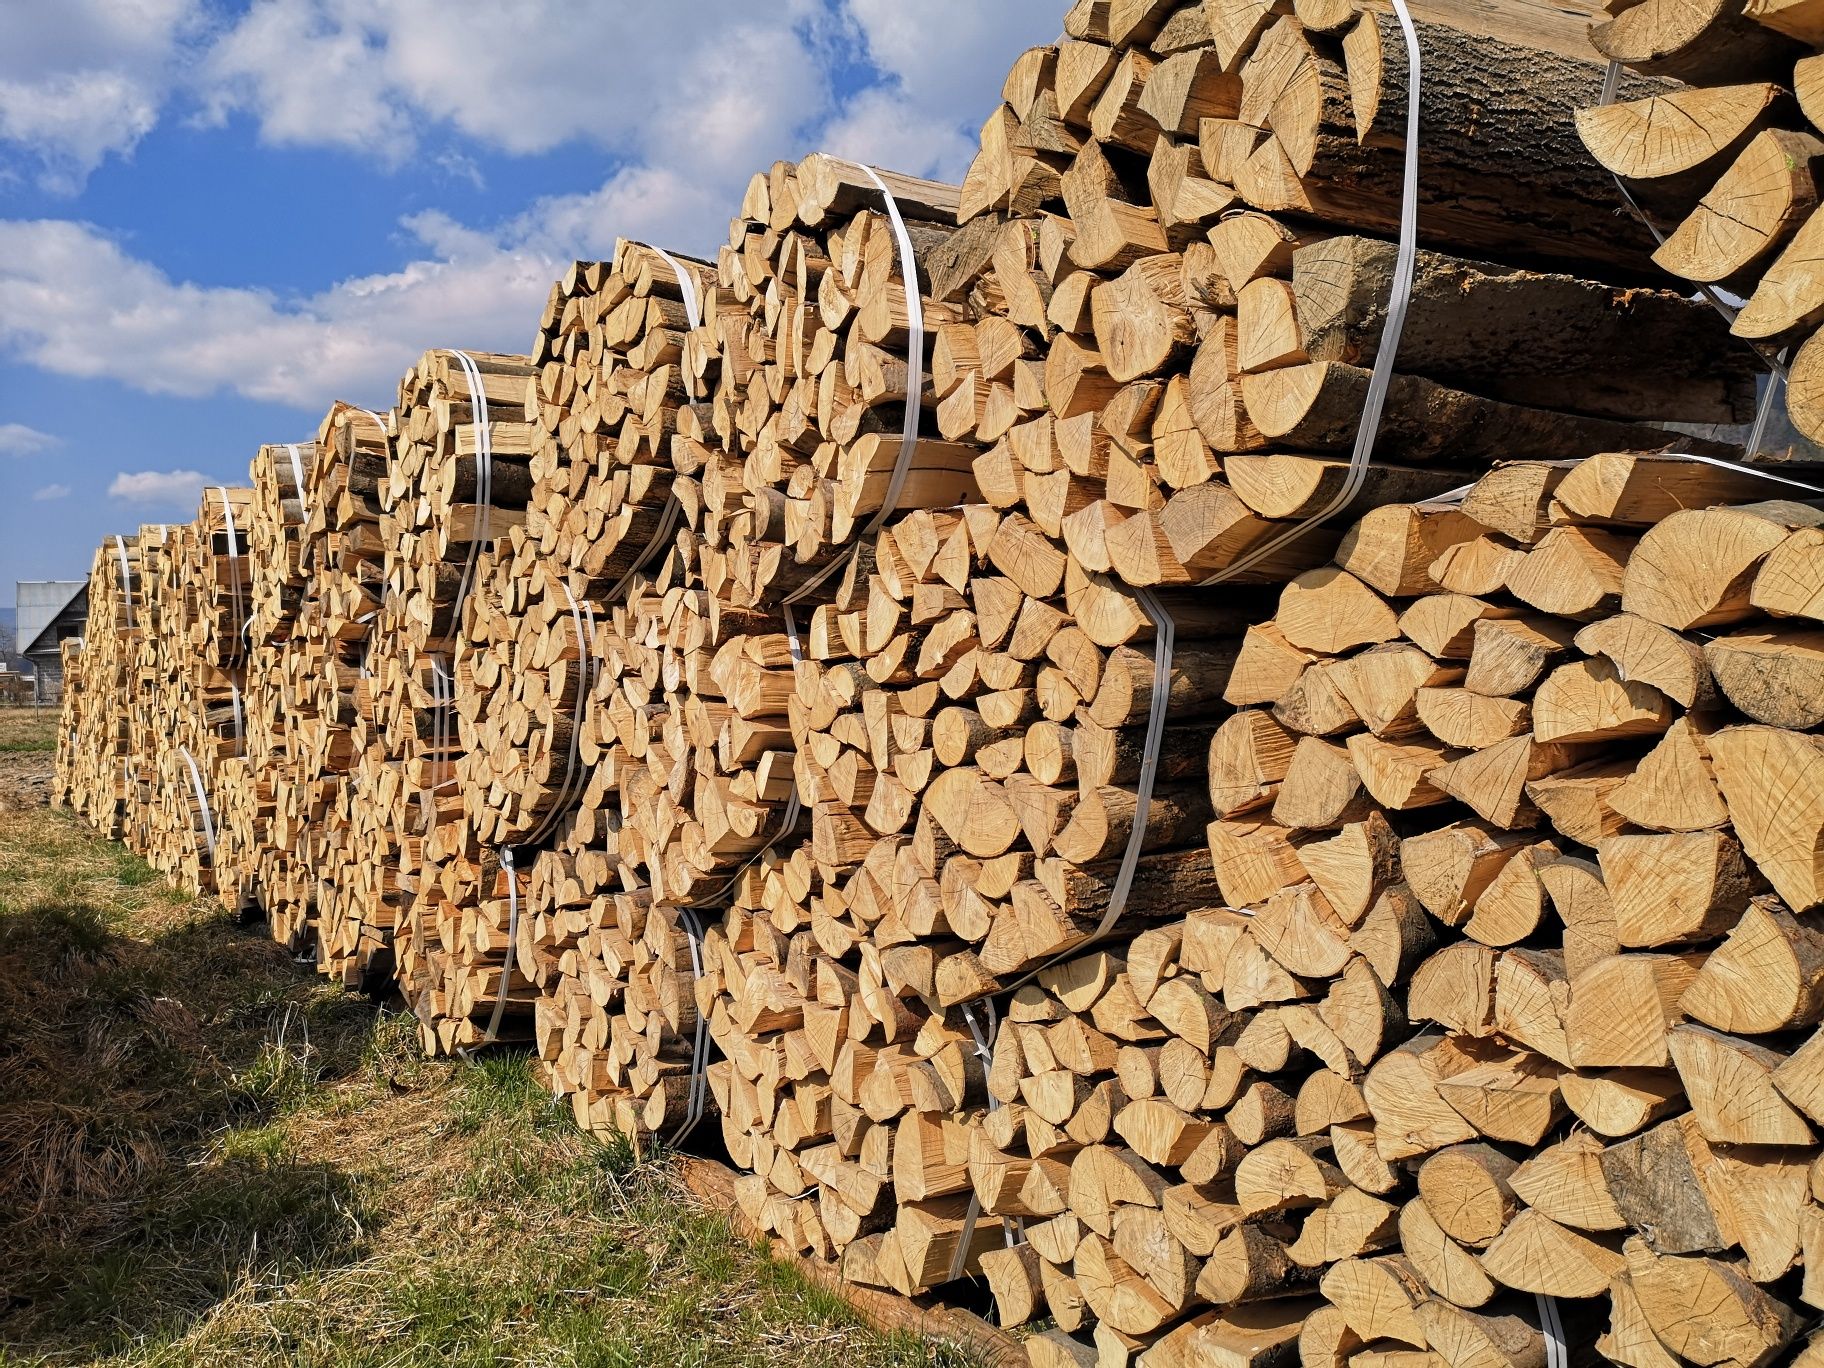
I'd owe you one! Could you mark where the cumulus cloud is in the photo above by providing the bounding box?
[198,0,829,169]
[33,483,72,501]
[842,0,1061,116]
[818,87,984,186]
[0,0,1068,407]
[198,0,409,158]
[109,469,212,505]
[0,0,203,190]
[0,0,1061,198]
[0,423,60,456]
[0,217,557,409]
[193,0,1057,180]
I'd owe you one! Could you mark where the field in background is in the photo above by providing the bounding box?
[0,708,972,1368]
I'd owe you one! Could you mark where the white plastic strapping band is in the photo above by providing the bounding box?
[985,587,1175,1002]
[1199,0,1422,587]
[604,499,684,609]
[684,163,927,909]
[481,847,522,1045]
[604,246,703,605]
[178,745,218,863]
[114,536,135,628]
[953,1000,1023,1275]
[842,159,926,539]
[1536,1294,1567,1368]
[669,905,714,1147]
[1655,450,1824,494]
[430,655,455,795]
[286,442,309,525]
[1428,446,1824,510]
[1596,59,1790,457]
[444,350,496,649]
[647,244,704,331]
[518,579,600,849]
[215,487,246,662]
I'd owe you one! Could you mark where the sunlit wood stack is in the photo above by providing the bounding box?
[523,243,712,587]
[260,403,392,961]
[53,533,150,838]
[51,640,85,807]
[692,891,1017,1291]
[1577,0,1824,447]
[225,441,318,918]
[696,153,986,610]
[246,439,318,646]
[322,351,534,991]
[785,499,1257,1005]
[397,242,726,1069]
[998,447,1824,1365]
[943,0,1759,603]
[46,0,1824,1359]
[101,487,257,902]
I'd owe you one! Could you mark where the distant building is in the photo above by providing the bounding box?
[17,580,88,704]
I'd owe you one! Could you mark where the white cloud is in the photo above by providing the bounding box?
[0,0,1061,199]
[0,0,1070,410]
[197,0,410,158]
[198,0,829,171]
[0,0,203,190]
[0,218,556,409]
[32,484,72,502]
[0,424,60,457]
[109,469,211,505]
[843,0,1061,113]
[818,87,983,185]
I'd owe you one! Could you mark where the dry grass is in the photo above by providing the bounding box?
[0,711,975,1368]
[0,711,56,753]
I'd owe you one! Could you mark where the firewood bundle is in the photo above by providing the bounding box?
[319,351,533,988]
[47,2,1824,1362]
[117,507,250,898]
[239,403,389,962]
[693,893,1011,1290]
[533,896,714,1141]
[991,448,1824,1366]
[110,526,170,860]
[455,549,612,849]
[942,0,1763,604]
[524,243,710,587]
[409,241,727,1080]
[1577,0,1824,446]
[246,440,317,645]
[394,843,529,1054]
[52,533,149,837]
[224,441,320,918]
[696,153,982,609]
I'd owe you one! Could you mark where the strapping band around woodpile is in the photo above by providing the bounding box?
[51,0,1824,1362]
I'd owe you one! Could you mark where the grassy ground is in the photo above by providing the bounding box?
[0,708,974,1368]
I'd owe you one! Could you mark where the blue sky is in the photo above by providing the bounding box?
[0,0,1063,605]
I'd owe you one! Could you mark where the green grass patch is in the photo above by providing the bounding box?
[0,724,980,1368]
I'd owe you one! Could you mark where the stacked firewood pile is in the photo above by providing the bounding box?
[50,0,1824,1362]
[989,449,1824,1367]
[55,533,149,837]
[1577,0,1824,448]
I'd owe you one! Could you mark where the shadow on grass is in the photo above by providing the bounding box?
[0,897,385,1361]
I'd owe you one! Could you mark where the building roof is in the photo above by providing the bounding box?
[17,580,88,658]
